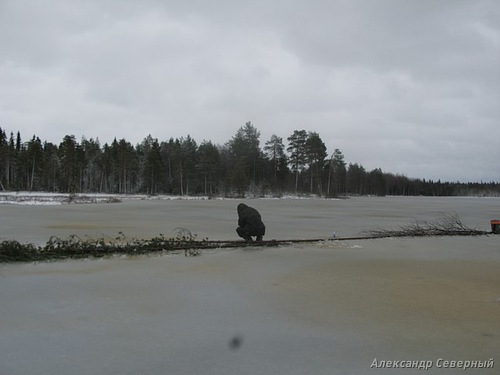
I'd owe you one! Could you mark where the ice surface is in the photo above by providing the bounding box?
[1,197,499,374]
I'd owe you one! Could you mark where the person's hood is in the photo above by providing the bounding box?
[237,203,248,215]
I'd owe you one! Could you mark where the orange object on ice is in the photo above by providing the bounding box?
[490,220,500,234]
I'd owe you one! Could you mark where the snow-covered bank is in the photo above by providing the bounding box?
[0,191,213,205]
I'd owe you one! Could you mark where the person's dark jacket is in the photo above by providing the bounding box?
[237,203,266,237]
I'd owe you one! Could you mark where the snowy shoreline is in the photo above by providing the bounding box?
[0,191,215,205]
[1,191,498,206]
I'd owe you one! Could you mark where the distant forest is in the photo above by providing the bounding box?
[1,123,499,197]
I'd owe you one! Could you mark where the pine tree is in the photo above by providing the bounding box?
[227,122,262,185]
[264,134,288,189]
[198,141,220,196]
[327,149,346,197]
[287,130,308,193]
[305,132,327,195]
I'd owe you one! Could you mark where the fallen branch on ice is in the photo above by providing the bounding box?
[366,212,489,238]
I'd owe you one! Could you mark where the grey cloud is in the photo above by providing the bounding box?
[0,0,499,181]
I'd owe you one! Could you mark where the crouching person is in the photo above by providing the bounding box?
[236,203,266,242]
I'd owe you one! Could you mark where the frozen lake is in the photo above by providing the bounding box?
[1,197,499,374]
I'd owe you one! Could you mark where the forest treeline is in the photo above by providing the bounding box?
[1,123,499,197]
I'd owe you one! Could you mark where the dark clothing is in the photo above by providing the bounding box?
[236,203,266,242]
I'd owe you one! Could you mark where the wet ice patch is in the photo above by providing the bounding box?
[313,240,359,249]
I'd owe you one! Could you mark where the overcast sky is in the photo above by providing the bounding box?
[1,0,499,182]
